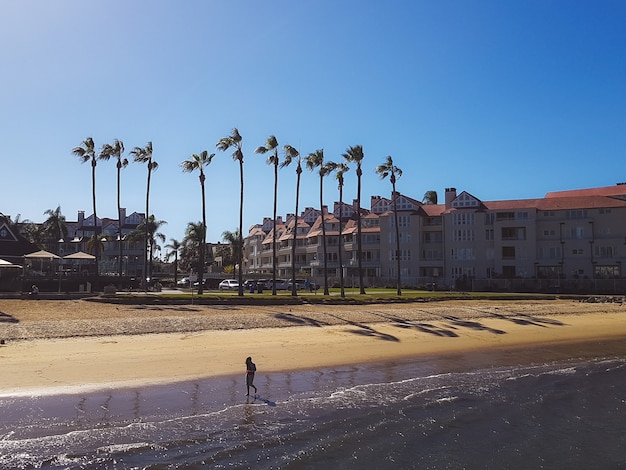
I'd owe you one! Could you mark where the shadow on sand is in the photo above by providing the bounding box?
[365,310,459,337]
[322,312,400,342]
[273,312,328,328]
[0,311,19,323]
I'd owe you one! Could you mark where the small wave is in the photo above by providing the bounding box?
[97,441,165,454]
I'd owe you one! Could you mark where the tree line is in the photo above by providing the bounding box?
[9,129,438,296]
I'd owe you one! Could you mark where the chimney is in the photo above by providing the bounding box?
[119,208,126,225]
[445,188,457,210]
[78,210,85,226]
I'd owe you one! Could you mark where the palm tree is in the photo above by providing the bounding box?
[342,144,366,294]
[221,229,242,274]
[332,163,350,298]
[86,233,108,259]
[181,222,205,275]
[130,142,158,288]
[423,190,438,205]
[165,238,182,286]
[284,145,301,296]
[100,139,128,280]
[216,128,245,296]
[376,155,403,296]
[72,137,104,275]
[128,215,166,282]
[181,150,215,294]
[42,206,68,243]
[306,149,331,296]
[255,135,291,295]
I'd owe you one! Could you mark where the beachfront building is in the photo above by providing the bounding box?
[244,183,626,293]
[41,209,147,277]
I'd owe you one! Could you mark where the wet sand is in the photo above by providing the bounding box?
[1,298,625,397]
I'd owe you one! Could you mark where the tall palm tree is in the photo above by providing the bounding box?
[376,155,403,296]
[216,128,245,296]
[342,144,366,294]
[181,150,215,294]
[72,137,104,275]
[42,206,68,243]
[255,135,290,295]
[306,149,331,296]
[100,139,128,280]
[130,142,158,288]
[332,163,350,298]
[164,238,182,286]
[284,145,301,297]
[423,190,438,205]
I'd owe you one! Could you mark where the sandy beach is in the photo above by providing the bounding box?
[1,298,625,396]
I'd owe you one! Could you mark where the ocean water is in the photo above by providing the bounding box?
[2,341,626,469]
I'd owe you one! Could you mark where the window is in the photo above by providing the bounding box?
[570,227,585,239]
[571,249,584,255]
[453,229,475,242]
[391,249,411,261]
[595,265,619,278]
[485,229,494,241]
[502,246,516,259]
[450,248,475,260]
[502,227,526,240]
[537,247,562,259]
[453,213,475,225]
[543,229,556,236]
[452,192,479,208]
[566,210,588,219]
[424,217,442,226]
[496,212,515,222]
[423,231,442,243]
[594,245,615,258]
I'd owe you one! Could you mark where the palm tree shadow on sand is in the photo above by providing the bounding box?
[0,311,19,323]
[365,310,459,337]
[322,312,400,342]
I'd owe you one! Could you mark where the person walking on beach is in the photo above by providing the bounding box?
[245,356,258,396]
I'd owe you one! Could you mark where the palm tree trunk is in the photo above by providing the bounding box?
[338,185,345,298]
[320,175,329,295]
[238,159,244,296]
[392,183,402,296]
[291,165,301,297]
[272,161,278,295]
[117,161,123,285]
[91,158,99,278]
[144,166,151,290]
[199,173,206,295]
[356,166,365,294]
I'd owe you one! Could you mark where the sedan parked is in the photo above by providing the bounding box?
[218,279,240,290]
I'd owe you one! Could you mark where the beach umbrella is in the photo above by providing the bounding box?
[63,251,96,260]
[0,258,21,268]
[24,250,61,260]
[24,250,61,272]
[63,251,96,276]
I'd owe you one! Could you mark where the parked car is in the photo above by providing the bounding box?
[218,279,239,290]
[273,279,290,290]
[177,277,190,287]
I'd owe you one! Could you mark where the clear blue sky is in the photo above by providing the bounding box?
[1,1,625,252]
